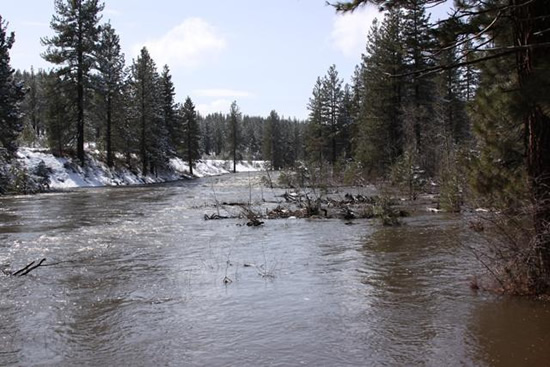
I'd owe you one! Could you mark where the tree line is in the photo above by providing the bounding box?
[306,3,473,202]
[1,0,306,175]
[326,0,550,294]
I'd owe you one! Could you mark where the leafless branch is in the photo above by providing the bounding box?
[12,258,46,276]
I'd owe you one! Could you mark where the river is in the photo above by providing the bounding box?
[1,173,549,366]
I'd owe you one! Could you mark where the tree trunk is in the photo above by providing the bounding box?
[141,75,147,176]
[517,0,550,292]
[526,109,550,291]
[76,1,85,166]
[188,121,193,176]
[106,94,113,167]
[233,132,237,174]
[77,55,85,165]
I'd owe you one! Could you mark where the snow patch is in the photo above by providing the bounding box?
[16,147,266,190]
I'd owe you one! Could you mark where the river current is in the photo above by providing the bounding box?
[1,173,549,366]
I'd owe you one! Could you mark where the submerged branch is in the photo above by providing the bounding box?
[11,258,47,276]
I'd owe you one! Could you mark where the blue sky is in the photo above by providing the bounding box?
[3,1,382,119]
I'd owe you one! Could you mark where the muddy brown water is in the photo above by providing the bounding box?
[1,173,549,366]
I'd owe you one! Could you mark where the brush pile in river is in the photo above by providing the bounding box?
[204,191,408,226]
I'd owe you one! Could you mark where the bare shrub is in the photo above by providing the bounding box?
[467,205,548,295]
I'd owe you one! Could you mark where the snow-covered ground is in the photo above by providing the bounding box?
[16,147,266,190]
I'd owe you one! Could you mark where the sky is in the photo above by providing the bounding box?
[2,1,382,120]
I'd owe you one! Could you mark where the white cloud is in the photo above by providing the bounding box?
[196,99,232,115]
[330,5,380,58]
[136,17,226,69]
[194,89,253,98]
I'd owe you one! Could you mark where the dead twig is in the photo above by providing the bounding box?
[12,258,46,276]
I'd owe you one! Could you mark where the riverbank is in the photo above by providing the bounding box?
[0,147,265,194]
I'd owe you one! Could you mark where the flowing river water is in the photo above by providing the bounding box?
[1,173,549,366]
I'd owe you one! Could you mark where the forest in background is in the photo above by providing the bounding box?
[1,0,549,295]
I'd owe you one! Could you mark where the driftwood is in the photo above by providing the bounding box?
[4,258,47,277]
[246,218,264,227]
[204,213,230,220]
[221,202,248,206]
[202,192,407,224]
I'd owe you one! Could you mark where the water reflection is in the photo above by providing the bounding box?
[353,215,477,365]
[472,298,550,367]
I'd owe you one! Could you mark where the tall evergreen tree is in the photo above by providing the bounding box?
[41,0,104,165]
[129,47,166,175]
[115,79,138,166]
[211,112,226,156]
[242,115,262,160]
[263,110,283,170]
[355,11,405,175]
[160,65,178,155]
[19,67,46,146]
[437,46,470,144]
[322,65,345,164]
[95,22,125,167]
[466,17,525,208]
[338,84,354,160]
[228,101,241,173]
[44,72,75,156]
[400,0,437,173]
[200,114,213,156]
[306,65,346,165]
[306,77,327,164]
[0,17,24,156]
[181,96,200,175]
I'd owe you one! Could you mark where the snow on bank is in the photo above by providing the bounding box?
[171,159,266,178]
[16,147,266,190]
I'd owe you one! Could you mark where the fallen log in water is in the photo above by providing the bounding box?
[204,213,230,220]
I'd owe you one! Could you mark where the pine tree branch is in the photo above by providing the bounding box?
[433,9,503,57]
[386,42,550,79]
[534,27,550,36]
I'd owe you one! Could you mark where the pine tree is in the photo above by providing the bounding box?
[279,117,301,168]
[19,67,46,146]
[44,72,75,156]
[227,101,241,173]
[212,113,226,156]
[0,17,24,156]
[181,96,200,175]
[355,11,405,175]
[306,77,327,164]
[400,0,437,173]
[468,28,525,208]
[348,64,365,158]
[242,115,262,160]
[292,119,305,164]
[95,22,125,167]
[263,110,283,170]
[160,65,178,155]
[322,65,344,164]
[338,84,354,160]
[200,114,212,156]
[115,80,138,166]
[41,0,104,165]
[306,65,347,166]
[129,47,166,175]
[438,46,470,144]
